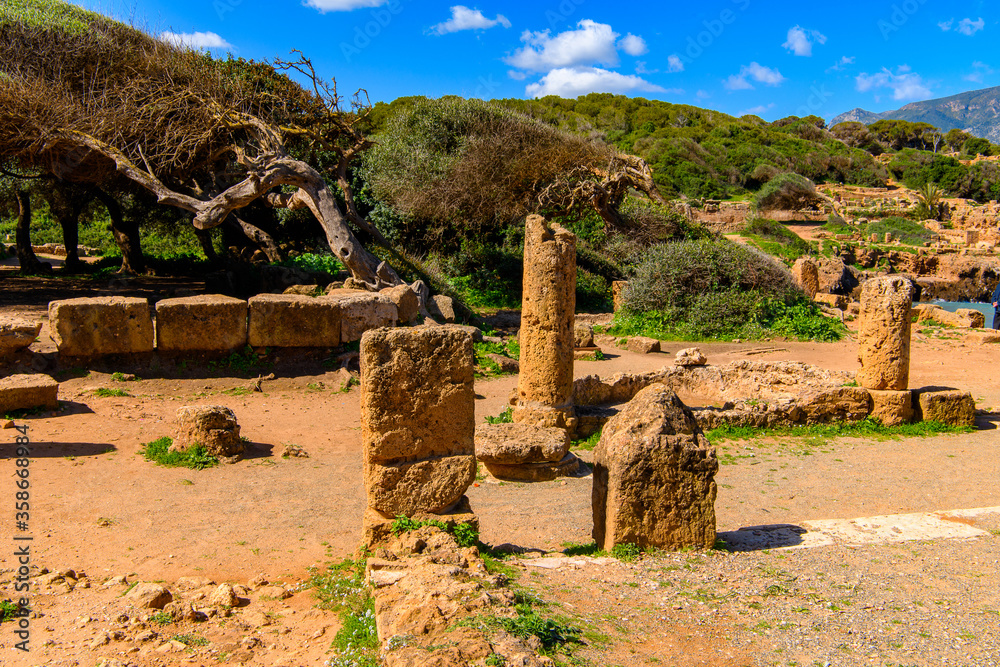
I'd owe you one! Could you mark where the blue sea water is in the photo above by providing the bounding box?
[922,300,994,322]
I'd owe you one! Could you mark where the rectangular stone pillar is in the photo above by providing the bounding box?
[360,327,477,546]
[513,215,577,432]
[49,297,154,358]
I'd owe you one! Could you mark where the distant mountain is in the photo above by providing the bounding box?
[831,86,1000,143]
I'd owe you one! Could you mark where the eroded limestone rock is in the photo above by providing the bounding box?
[913,389,976,426]
[361,327,476,518]
[155,295,248,354]
[592,385,718,552]
[49,297,154,358]
[0,374,58,413]
[174,405,243,459]
[791,257,820,298]
[247,294,341,348]
[0,316,41,356]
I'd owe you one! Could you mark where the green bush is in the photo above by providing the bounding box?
[753,173,822,210]
[742,218,812,263]
[865,217,934,246]
[622,239,798,314]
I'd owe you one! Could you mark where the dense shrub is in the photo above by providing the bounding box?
[742,218,812,263]
[622,239,798,314]
[754,173,822,210]
[864,217,934,246]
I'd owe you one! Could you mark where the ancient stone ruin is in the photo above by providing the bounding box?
[791,257,820,298]
[174,405,244,460]
[856,275,913,392]
[512,214,578,433]
[475,422,578,481]
[156,295,248,355]
[360,327,478,546]
[49,296,155,358]
[592,384,718,552]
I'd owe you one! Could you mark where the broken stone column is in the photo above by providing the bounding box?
[360,327,478,546]
[856,276,913,391]
[174,405,244,459]
[791,257,819,298]
[513,215,577,432]
[475,423,579,481]
[592,384,718,552]
[611,281,628,312]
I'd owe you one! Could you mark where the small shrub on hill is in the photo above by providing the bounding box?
[865,217,934,246]
[754,173,822,211]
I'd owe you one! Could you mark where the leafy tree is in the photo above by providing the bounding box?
[963,137,993,157]
[0,0,399,287]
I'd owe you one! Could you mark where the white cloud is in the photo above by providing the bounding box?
[696,90,711,100]
[964,61,994,83]
[430,6,511,35]
[618,34,648,56]
[159,31,232,50]
[724,62,785,90]
[782,25,826,57]
[938,19,954,31]
[635,61,658,75]
[505,20,620,72]
[525,66,667,98]
[667,54,684,73]
[304,0,388,11]
[740,103,775,116]
[958,17,985,36]
[826,55,855,73]
[856,67,931,101]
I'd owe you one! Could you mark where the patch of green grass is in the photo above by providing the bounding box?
[208,346,265,376]
[171,633,209,646]
[474,340,517,378]
[485,406,514,424]
[499,604,582,656]
[0,599,22,623]
[92,387,129,398]
[742,218,813,263]
[578,349,606,361]
[110,372,139,382]
[278,253,345,276]
[149,611,174,626]
[562,542,601,557]
[339,376,359,393]
[140,437,219,470]
[571,429,602,451]
[309,558,379,667]
[222,386,252,397]
[389,515,479,548]
[610,543,643,562]
[705,418,973,444]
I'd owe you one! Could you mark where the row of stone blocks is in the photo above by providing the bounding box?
[47,291,399,358]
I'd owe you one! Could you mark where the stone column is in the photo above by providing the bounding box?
[611,281,628,313]
[791,258,819,298]
[857,276,913,392]
[513,215,577,432]
[360,327,478,546]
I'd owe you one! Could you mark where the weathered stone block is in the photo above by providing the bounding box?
[155,295,248,354]
[674,347,707,366]
[868,389,914,426]
[49,297,154,357]
[174,405,244,459]
[0,374,58,413]
[380,284,420,325]
[814,292,848,310]
[475,423,569,465]
[0,317,41,356]
[913,389,975,426]
[612,281,628,312]
[247,294,341,348]
[627,336,661,354]
[361,327,476,516]
[482,453,581,482]
[429,295,456,323]
[795,387,873,424]
[574,323,595,348]
[856,276,913,391]
[592,385,717,552]
[326,289,398,342]
[791,258,819,298]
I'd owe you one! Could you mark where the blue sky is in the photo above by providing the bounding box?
[76,0,999,122]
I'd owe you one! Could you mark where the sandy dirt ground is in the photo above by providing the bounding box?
[1,277,999,666]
